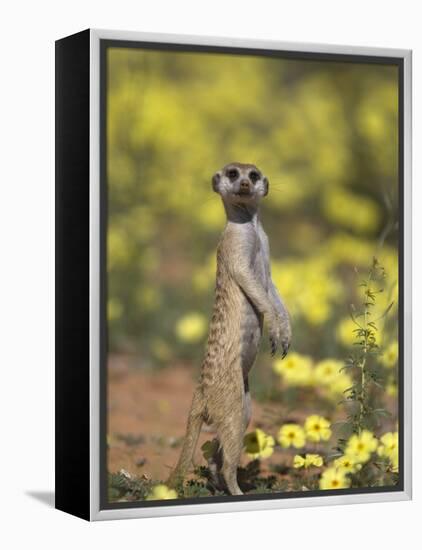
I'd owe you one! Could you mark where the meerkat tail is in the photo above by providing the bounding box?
[167,392,204,488]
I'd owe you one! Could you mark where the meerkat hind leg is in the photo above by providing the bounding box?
[218,410,244,496]
[209,381,250,495]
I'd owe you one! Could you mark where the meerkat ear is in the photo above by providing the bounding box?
[212,171,221,193]
[263,176,269,196]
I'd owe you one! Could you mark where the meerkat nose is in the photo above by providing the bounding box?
[240,180,250,190]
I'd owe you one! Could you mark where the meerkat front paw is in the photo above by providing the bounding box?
[269,316,291,358]
[280,335,291,359]
[269,318,282,357]
[269,334,278,357]
[280,322,292,358]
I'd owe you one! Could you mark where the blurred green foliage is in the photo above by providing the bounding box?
[106,47,399,369]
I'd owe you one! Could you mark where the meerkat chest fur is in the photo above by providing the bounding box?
[202,215,271,387]
[234,220,270,375]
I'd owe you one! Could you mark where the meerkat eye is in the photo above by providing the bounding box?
[226,169,239,180]
[249,171,260,183]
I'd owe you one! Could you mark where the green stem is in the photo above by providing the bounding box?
[356,265,375,434]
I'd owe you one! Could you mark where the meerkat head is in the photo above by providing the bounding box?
[212,162,269,205]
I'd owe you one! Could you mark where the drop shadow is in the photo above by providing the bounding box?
[26,491,55,508]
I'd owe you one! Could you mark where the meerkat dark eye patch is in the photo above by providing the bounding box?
[249,171,260,183]
[226,169,239,180]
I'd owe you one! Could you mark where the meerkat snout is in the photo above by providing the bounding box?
[239,179,251,194]
[212,162,269,203]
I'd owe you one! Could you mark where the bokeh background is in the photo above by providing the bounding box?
[106,46,400,493]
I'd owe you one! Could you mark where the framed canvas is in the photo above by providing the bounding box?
[55,29,412,521]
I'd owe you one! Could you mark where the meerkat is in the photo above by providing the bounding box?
[167,162,291,496]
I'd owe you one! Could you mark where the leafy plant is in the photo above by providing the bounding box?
[338,257,393,439]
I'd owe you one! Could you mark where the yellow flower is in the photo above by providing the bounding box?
[243,429,275,459]
[380,341,398,368]
[314,359,344,385]
[304,415,332,442]
[305,453,324,467]
[278,424,306,449]
[293,454,323,468]
[377,432,399,473]
[334,454,362,473]
[377,431,399,468]
[175,312,207,343]
[328,372,353,396]
[293,455,306,468]
[337,316,382,348]
[146,484,178,500]
[273,353,313,386]
[336,317,358,347]
[271,258,341,327]
[319,467,351,490]
[345,430,378,463]
[322,189,381,234]
[386,381,398,396]
[304,297,331,325]
[391,455,399,472]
